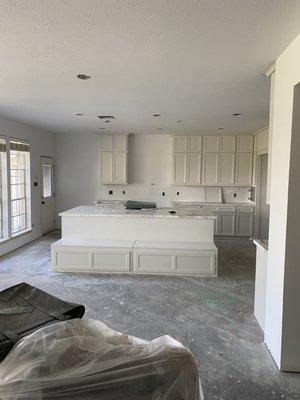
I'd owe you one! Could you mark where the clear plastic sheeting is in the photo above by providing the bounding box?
[0,319,203,400]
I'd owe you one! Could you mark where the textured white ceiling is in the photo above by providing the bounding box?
[0,0,299,135]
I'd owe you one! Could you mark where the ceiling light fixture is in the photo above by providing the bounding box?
[219,127,224,130]
[233,113,242,116]
[75,113,84,116]
[177,120,183,123]
[157,128,164,131]
[153,114,161,117]
[77,74,91,80]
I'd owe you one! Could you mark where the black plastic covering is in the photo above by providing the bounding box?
[0,319,203,399]
[0,283,85,361]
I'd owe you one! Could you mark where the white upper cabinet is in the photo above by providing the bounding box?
[236,135,253,152]
[113,135,128,152]
[187,135,202,152]
[219,135,236,152]
[173,135,188,152]
[172,134,254,186]
[187,153,201,185]
[235,153,253,185]
[100,134,128,184]
[254,128,268,154]
[202,153,219,185]
[203,135,220,152]
[219,153,235,185]
[173,153,187,184]
[100,135,113,151]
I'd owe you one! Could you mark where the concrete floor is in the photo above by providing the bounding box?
[0,232,299,400]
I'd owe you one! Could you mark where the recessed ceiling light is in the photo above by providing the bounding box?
[75,113,84,116]
[153,114,161,117]
[77,74,91,80]
[219,127,224,130]
[177,120,183,123]
[99,127,105,129]
[233,113,242,116]
[105,120,111,123]
[157,128,164,131]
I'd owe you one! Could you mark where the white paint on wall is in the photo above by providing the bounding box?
[55,133,250,226]
[265,34,300,370]
[0,115,55,256]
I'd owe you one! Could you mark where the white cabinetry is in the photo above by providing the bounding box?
[216,213,236,236]
[236,213,254,237]
[172,134,253,186]
[219,153,235,185]
[235,153,253,185]
[202,153,219,185]
[100,134,129,184]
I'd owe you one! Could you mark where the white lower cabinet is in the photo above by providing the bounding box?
[236,213,254,237]
[216,213,236,236]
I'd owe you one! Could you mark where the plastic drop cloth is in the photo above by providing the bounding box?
[0,319,203,400]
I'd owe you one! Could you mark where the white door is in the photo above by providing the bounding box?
[41,156,55,234]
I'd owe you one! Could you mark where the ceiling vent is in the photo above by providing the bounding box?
[97,115,116,120]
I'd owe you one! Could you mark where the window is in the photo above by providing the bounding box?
[0,137,7,238]
[42,164,52,198]
[10,140,31,235]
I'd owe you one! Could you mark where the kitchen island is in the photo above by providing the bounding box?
[51,206,218,276]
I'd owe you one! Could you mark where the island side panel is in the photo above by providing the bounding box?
[61,215,214,243]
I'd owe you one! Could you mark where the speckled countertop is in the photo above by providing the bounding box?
[60,206,216,219]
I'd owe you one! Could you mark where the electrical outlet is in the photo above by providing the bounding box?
[177,192,180,196]
[233,193,237,198]
[109,190,113,195]
[122,190,126,195]
[162,192,165,196]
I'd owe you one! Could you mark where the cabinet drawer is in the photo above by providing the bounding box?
[219,206,235,212]
[236,206,254,213]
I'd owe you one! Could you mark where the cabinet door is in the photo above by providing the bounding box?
[219,153,235,185]
[100,151,113,183]
[236,135,253,152]
[100,135,113,151]
[203,135,219,152]
[219,135,236,152]
[113,135,128,152]
[202,153,219,185]
[217,213,236,236]
[187,153,201,185]
[235,153,253,185]
[187,135,202,152]
[255,130,268,153]
[113,152,127,183]
[236,213,253,237]
[173,136,188,152]
[173,153,187,184]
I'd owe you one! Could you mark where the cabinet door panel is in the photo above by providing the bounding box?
[217,213,236,236]
[100,152,113,183]
[219,135,236,152]
[188,135,202,152]
[203,135,219,152]
[219,153,235,185]
[235,153,253,185]
[113,135,127,152]
[236,213,253,237]
[113,152,127,183]
[173,153,187,184]
[202,153,219,185]
[174,136,188,152]
[187,153,201,185]
[236,135,253,152]
[100,135,113,151]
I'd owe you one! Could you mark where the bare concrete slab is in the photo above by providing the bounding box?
[0,232,299,400]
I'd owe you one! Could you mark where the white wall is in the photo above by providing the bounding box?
[0,116,55,256]
[55,133,250,224]
[265,34,300,370]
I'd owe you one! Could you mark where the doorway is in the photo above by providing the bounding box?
[41,156,55,234]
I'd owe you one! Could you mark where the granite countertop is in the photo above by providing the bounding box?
[60,206,216,219]
[173,201,255,207]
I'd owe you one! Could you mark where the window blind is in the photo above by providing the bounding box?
[10,141,30,152]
